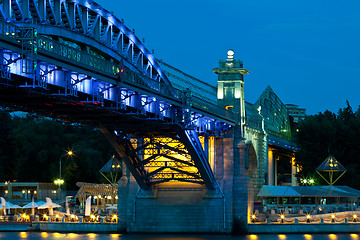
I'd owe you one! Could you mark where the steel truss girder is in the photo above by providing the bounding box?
[0,0,171,87]
[99,126,218,189]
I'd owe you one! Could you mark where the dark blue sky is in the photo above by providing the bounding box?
[96,0,360,115]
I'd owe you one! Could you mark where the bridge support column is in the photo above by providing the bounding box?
[291,157,297,186]
[268,149,275,186]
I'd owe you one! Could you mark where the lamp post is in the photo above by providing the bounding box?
[57,150,73,200]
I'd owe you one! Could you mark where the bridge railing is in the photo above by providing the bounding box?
[37,36,119,76]
[0,20,238,124]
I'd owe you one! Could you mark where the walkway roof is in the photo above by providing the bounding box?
[257,185,360,198]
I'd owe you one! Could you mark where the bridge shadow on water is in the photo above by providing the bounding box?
[0,232,359,240]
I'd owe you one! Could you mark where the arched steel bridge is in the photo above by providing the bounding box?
[0,0,243,190]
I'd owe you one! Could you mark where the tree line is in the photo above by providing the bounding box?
[0,110,113,190]
[294,102,360,189]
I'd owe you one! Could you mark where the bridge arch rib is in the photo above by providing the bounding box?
[0,0,232,190]
[0,0,170,87]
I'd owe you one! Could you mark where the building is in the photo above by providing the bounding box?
[286,104,307,123]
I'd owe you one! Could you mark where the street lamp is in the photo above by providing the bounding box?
[57,150,73,200]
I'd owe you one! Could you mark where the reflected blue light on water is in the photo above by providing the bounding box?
[2,233,360,240]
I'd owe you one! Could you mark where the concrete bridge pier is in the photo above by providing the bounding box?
[116,132,254,233]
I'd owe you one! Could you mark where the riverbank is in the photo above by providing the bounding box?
[0,222,31,231]
[30,222,120,233]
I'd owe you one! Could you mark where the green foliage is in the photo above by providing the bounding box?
[0,111,113,190]
[295,102,360,188]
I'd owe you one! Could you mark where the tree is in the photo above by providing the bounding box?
[294,103,360,188]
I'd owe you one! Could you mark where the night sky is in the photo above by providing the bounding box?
[96,0,360,115]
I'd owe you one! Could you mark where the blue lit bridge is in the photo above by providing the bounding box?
[0,0,297,233]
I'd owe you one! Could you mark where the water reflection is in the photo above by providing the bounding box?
[2,233,360,240]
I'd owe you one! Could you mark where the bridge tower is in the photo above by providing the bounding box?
[213,49,249,129]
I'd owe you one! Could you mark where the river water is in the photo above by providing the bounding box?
[0,233,359,240]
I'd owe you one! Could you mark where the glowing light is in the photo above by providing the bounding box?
[5,190,8,194]
[111,234,120,238]
[67,151,73,156]
[227,49,234,59]
[281,214,285,219]
[309,179,314,184]
[354,214,358,219]
[41,232,48,237]
[68,233,78,238]
[331,214,335,219]
[278,234,286,239]
[54,179,64,185]
[351,234,359,239]
[22,190,25,194]
[304,234,312,239]
[249,235,258,239]
[34,190,37,194]
[87,233,97,238]
[306,215,311,219]
[53,232,63,238]
[252,214,256,219]
[20,232,27,238]
[329,234,337,239]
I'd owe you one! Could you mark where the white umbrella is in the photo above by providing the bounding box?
[106,206,117,210]
[38,198,61,216]
[22,201,40,209]
[22,201,40,216]
[8,202,22,209]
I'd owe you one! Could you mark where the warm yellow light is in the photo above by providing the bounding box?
[115,196,118,199]
[306,214,311,219]
[329,234,337,239]
[41,232,48,237]
[351,234,359,239]
[354,215,358,219]
[98,195,102,199]
[28,190,31,193]
[20,232,27,238]
[68,233,78,238]
[34,190,37,194]
[225,105,234,110]
[111,234,120,238]
[67,151,73,156]
[278,234,286,239]
[5,190,8,194]
[53,232,63,238]
[304,234,312,240]
[331,214,335,219]
[22,190,25,194]
[87,233,96,238]
[55,214,59,219]
[281,214,285,219]
[252,214,256,219]
[71,214,75,219]
[249,235,258,239]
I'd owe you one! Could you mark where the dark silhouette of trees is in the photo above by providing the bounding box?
[295,102,360,188]
[0,110,113,190]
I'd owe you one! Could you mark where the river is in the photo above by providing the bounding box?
[0,233,359,240]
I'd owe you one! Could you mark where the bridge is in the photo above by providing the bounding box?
[0,0,297,233]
